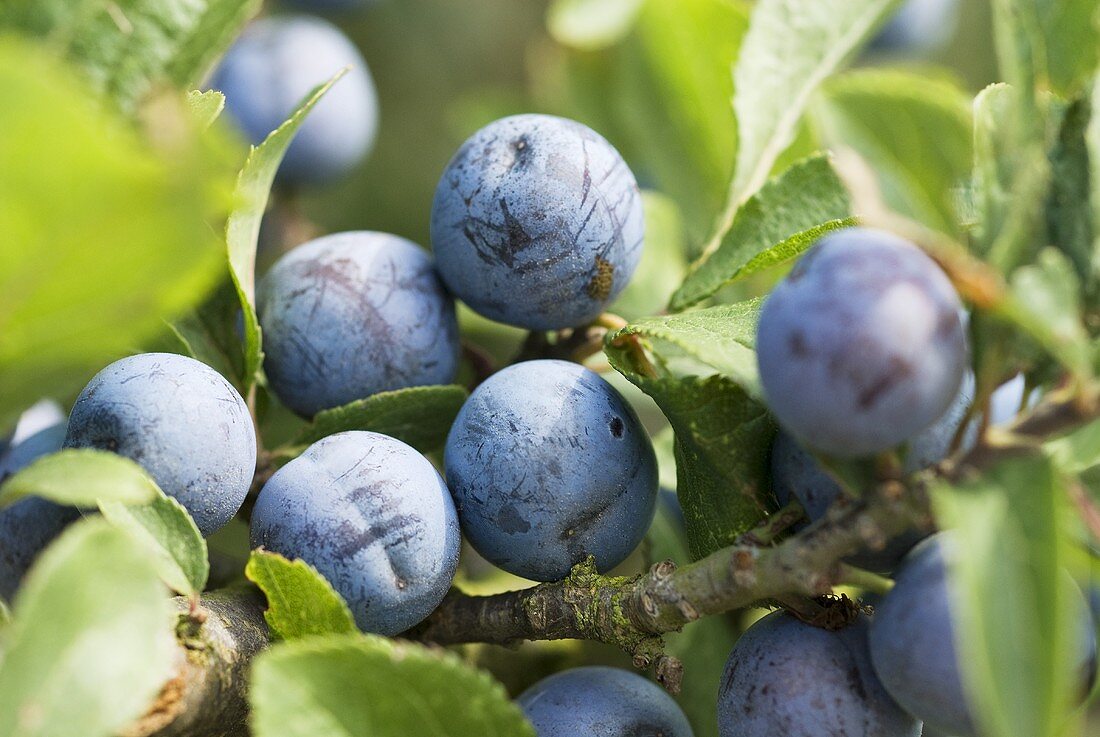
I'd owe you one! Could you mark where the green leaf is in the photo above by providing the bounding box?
[668,389,775,559]
[1,0,262,112]
[187,89,226,130]
[670,155,853,310]
[224,69,349,395]
[813,68,973,236]
[979,3,1054,273]
[546,0,645,50]
[1001,248,1092,383]
[250,634,537,737]
[606,301,774,558]
[1046,95,1096,297]
[99,492,208,596]
[609,300,764,397]
[972,84,1016,253]
[539,0,749,245]
[611,191,688,319]
[0,449,159,510]
[1032,0,1099,96]
[0,518,175,737]
[1089,75,1100,298]
[0,38,237,427]
[162,281,248,390]
[932,453,1080,737]
[1046,418,1100,474]
[287,385,468,454]
[245,550,357,640]
[723,0,903,213]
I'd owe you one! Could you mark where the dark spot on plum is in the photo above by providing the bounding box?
[622,724,669,737]
[847,665,868,701]
[935,305,961,338]
[500,199,533,260]
[788,330,809,357]
[855,357,913,409]
[510,135,533,170]
[609,416,624,438]
[496,504,531,534]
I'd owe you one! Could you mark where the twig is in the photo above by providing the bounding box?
[461,341,497,390]
[129,390,1100,732]
[511,313,628,368]
[126,588,268,737]
[409,483,925,688]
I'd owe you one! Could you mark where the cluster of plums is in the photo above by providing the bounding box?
[1,1,1085,734]
[742,227,1097,737]
[0,101,652,613]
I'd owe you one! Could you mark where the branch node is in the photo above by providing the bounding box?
[855,514,886,551]
[654,653,684,695]
[650,559,677,579]
[675,599,699,622]
[731,548,757,587]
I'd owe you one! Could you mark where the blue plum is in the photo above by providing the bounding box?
[756,227,968,457]
[250,431,460,634]
[431,114,645,330]
[257,231,459,417]
[517,666,693,737]
[64,353,256,536]
[9,399,65,446]
[868,534,1097,736]
[987,372,1036,427]
[0,422,78,601]
[718,611,921,737]
[209,14,378,185]
[904,370,975,472]
[870,0,960,54]
[445,360,658,581]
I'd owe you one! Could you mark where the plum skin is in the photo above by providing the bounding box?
[718,610,921,737]
[517,666,693,737]
[208,14,378,185]
[0,422,78,601]
[868,533,1098,737]
[431,114,645,330]
[257,231,460,418]
[250,431,461,635]
[444,359,658,582]
[63,352,257,536]
[756,227,968,458]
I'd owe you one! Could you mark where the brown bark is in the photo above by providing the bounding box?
[126,588,269,737]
